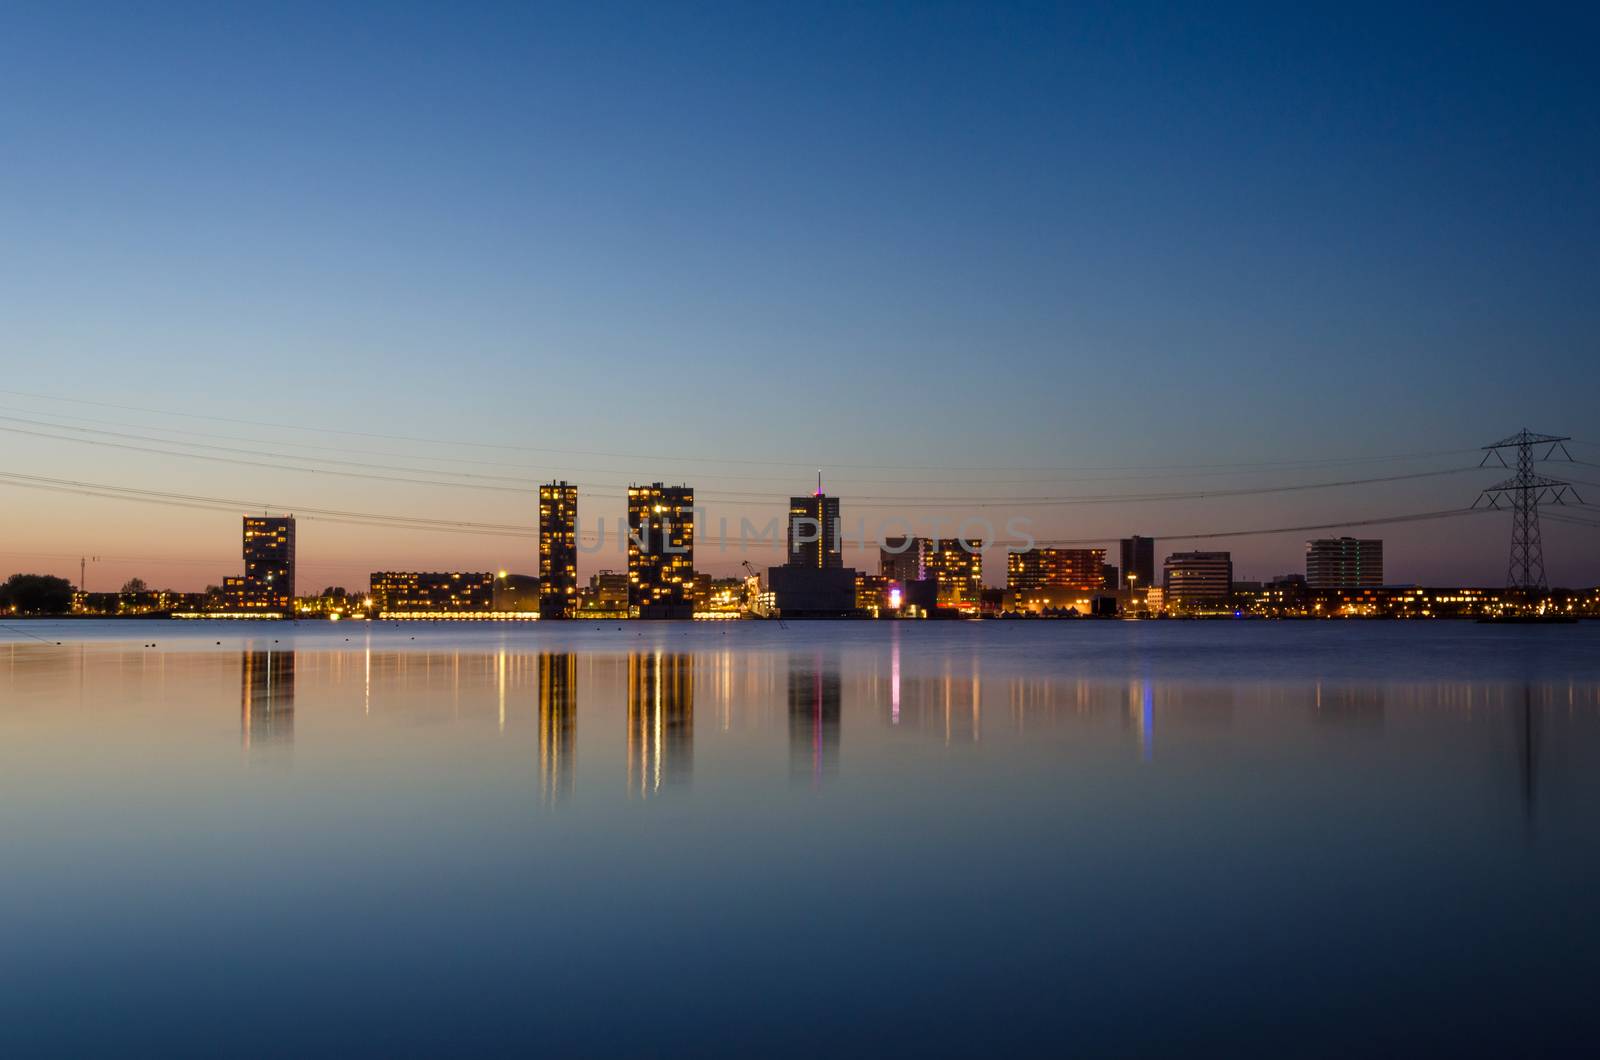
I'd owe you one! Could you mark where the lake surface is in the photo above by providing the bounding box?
[2,620,1597,1056]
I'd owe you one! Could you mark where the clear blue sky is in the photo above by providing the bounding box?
[1,1,1597,589]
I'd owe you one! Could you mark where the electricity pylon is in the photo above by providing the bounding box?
[1473,430,1580,593]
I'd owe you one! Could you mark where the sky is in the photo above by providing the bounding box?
[1,0,1597,592]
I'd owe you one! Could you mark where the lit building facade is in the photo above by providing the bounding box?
[1006,548,1106,591]
[855,573,892,615]
[880,535,930,585]
[1163,551,1233,611]
[1004,547,1107,614]
[1306,537,1384,589]
[539,481,579,617]
[627,483,695,617]
[787,491,842,569]
[227,515,295,614]
[370,571,496,613]
[579,570,630,615]
[926,538,983,609]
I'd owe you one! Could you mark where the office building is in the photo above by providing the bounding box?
[370,571,496,613]
[1163,551,1234,611]
[539,481,579,618]
[880,535,929,585]
[855,573,892,614]
[1004,547,1107,615]
[579,570,630,615]
[787,485,842,569]
[770,486,856,615]
[926,538,983,609]
[627,483,695,617]
[1306,537,1384,589]
[1006,548,1106,591]
[768,564,858,616]
[1120,536,1156,590]
[226,515,295,614]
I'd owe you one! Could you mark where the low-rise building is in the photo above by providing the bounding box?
[768,565,859,617]
[926,538,983,610]
[370,571,496,613]
[577,570,630,616]
[1163,551,1233,612]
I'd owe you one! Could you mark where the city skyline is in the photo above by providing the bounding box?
[4,440,1595,598]
[3,4,1598,591]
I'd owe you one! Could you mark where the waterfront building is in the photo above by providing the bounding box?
[1006,548,1106,591]
[926,538,984,610]
[768,565,859,616]
[492,573,542,612]
[699,577,748,614]
[1306,537,1384,589]
[578,570,630,615]
[787,485,843,569]
[855,573,892,615]
[1244,574,1310,616]
[1322,585,1504,618]
[1004,547,1107,614]
[539,481,579,617]
[1163,551,1234,611]
[627,483,695,618]
[369,571,496,613]
[771,486,856,616]
[1005,585,1103,615]
[1119,536,1156,590]
[226,515,295,614]
[880,535,930,584]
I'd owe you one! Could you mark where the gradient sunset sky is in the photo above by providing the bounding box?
[2,1,1597,591]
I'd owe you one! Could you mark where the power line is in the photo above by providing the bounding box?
[0,417,1486,506]
[0,468,1490,550]
[1026,508,1488,546]
[0,386,1482,474]
[0,403,1474,487]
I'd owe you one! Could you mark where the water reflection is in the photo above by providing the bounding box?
[1516,683,1539,830]
[539,653,577,805]
[788,652,841,784]
[627,652,694,797]
[1312,682,1386,729]
[240,649,294,751]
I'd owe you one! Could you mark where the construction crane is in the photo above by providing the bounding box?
[741,561,777,620]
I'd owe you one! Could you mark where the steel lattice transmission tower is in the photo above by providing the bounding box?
[1473,430,1581,593]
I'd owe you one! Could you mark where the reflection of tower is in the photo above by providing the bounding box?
[788,652,841,783]
[627,652,694,796]
[1516,683,1539,831]
[539,653,577,805]
[241,650,294,749]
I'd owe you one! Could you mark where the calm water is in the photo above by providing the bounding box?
[2,620,1597,1056]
